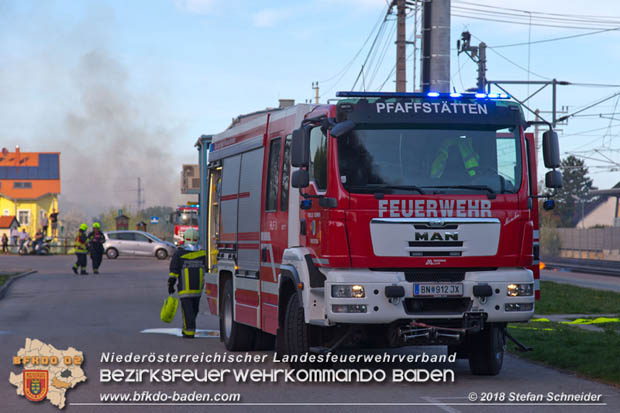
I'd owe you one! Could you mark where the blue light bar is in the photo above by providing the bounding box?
[336,91,511,99]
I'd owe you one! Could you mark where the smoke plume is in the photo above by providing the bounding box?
[58,50,184,216]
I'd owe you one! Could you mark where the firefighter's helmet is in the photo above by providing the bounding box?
[93,222,101,229]
[79,223,88,231]
[183,228,199,245]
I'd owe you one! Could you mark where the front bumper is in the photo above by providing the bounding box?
[323,268,534,324]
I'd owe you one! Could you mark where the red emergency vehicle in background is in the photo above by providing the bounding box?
[197,91,562,375]
[171,203,199,246]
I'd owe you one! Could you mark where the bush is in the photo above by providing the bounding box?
[540,226,561,257]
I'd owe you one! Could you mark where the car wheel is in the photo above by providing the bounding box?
[106,248,119,259]
[156,249,168,260]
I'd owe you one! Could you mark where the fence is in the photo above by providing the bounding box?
[554,227,620,261]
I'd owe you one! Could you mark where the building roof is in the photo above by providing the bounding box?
[0,215,19,229]
[0,151,60,200]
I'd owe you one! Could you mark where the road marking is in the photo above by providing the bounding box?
[140,328,219,338]
[421,397,462,413]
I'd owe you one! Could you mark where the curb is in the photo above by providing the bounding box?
[0,270,37,300]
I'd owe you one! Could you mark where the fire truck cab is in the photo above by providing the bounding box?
[197,91,562,376]
[171,204,199,246]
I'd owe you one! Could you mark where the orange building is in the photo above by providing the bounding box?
[0,148,61,238]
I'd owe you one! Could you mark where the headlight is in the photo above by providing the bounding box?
[331,285,365,298]
[507,283,533,297]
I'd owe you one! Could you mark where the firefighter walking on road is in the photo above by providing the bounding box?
[72,223,89,275]
[88,222,106,274]
[167,228,205,338]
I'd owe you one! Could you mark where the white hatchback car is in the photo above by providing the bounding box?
[104,231,176,260]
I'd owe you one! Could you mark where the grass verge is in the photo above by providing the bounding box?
[508,322,620,385]
[0,272,20,287]
[508,281,620,385]
[536,280,620,314]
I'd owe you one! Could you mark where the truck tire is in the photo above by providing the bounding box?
[254,330,276,350]
[284,292,309,367]
[468,323,506,376]
[220,279,255,351]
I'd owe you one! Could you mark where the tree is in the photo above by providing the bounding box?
[547,155,593,227]
[95,206,175,241]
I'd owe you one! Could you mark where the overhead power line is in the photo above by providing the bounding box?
[453,1,620,20]
[489,27,620,48]
[452,13,620,31]
[452,5,620,26]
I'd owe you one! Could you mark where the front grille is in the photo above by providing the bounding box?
[413,224,458,230]
[405,270,465,282]
[408,241,463,247]
[409,251,462,257]
[404,298,472,314]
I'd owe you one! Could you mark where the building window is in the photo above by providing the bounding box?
[13,182,32,189]
[18,210,30,226]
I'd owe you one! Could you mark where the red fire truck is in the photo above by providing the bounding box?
[197,91,562,375]
[171,204,199,246]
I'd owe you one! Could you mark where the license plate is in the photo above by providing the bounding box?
[414,283,463,296]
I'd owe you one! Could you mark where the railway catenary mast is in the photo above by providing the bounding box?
[196,91,562,375]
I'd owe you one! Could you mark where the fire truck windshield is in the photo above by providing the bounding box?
[176,211,198,226]
[337,126,522,195]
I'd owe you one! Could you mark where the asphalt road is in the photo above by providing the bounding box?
[541,269,620,292]
[1,255,619,413]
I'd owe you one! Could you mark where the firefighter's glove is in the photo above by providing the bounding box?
[168,278,176,295]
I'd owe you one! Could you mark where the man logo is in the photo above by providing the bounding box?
[414,232,459,241]
[23,370,48,402]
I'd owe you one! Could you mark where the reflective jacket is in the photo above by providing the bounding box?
[169,247,206,298]
[430,138,480,178]
[87,230,106,253]
[74,231,88,254]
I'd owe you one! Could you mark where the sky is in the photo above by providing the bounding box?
[1,0,620,214]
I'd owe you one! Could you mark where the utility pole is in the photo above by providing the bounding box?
[396,0,407,92]
[137,177,143,212]
[312,82,320,104]
[457,31,486,92]
[421,0,451,92]
[412,0,419,92]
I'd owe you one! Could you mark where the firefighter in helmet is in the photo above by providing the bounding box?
[168,228,205,338]
[430,136,480,179]
[72,223,89,275]
[87,222,106,274]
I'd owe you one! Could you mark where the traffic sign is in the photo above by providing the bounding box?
[150,216,159,224]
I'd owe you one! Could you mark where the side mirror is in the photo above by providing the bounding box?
[330,120,356,138]
[545,170,562,189]
[543,199,555,211]
[542,130,560,169]
[291,169,309,188]
[291,126,311,167]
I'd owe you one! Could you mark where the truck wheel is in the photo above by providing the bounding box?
[254,330,276,350]
[468,324,506,376]
[220,279,255,351]
[284,292,309,367]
